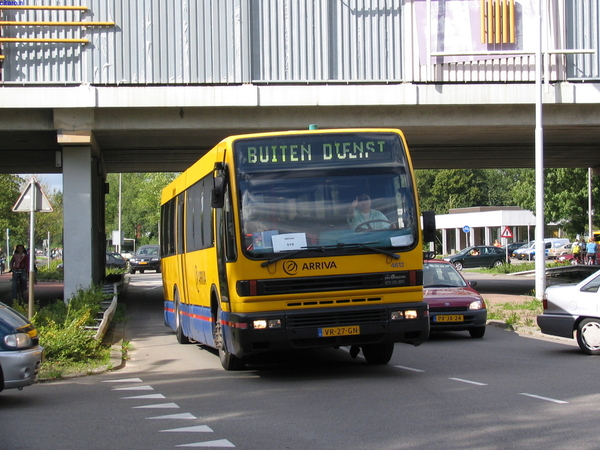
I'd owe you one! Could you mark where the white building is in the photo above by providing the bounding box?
[436,207,537,254]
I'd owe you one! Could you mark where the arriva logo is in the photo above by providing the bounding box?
[283,260,338,276]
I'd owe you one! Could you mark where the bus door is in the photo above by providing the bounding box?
[176,194,192,338]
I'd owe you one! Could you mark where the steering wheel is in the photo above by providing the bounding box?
[354,219,393,232]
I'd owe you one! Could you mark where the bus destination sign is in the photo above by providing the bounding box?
[235,133,400,170]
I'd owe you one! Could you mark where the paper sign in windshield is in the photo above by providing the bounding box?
[272,233,307,253]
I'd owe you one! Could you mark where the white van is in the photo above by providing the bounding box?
[518,238,569,260]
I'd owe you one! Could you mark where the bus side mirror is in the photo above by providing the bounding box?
[422,211,436,243]
[211,175,226,208]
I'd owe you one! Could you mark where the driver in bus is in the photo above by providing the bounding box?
[347,194,391,230]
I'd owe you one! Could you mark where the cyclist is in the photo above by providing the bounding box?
[10,244,29,301]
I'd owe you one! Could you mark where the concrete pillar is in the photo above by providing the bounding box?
[62,146,106,301]
[442,228,448,255]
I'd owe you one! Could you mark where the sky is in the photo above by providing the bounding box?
[19,174,63,193]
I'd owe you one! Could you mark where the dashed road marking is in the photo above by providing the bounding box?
[394,365,425,372]
[520,393,568,404]
[121,394,166,400]
[449,377,487,386]
[147,413,198,420]
[160,425,214,433]
[112,385,154,391]
[176,439,235,448]
[133,402,180,409]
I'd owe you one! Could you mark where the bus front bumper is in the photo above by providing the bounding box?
[224,302,430,358]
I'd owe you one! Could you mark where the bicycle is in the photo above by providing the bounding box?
[12,269,28,302]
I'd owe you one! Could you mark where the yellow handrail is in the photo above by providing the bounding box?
[0,6,88,10]
[0,21,115,26]
[0,37,88,43]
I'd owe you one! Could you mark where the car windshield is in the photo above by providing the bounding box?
[137,247,159,256]
[423,263,467,288]
[235,134,419,259]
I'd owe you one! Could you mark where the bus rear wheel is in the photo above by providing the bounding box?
[214,306,246,371]
[361,342,394,365]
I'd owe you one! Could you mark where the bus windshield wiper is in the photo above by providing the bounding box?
[260,243,398,268]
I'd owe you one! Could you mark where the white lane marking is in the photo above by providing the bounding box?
[121,394,166,400]
[176,439,235,448]
[394,365,425,373]
[147,413,197,420]
[103,378,144,383]
[112,385,154,391]
[449,377,487,386]
[520,393,568,404]
[160,425,214,433]
[133,402,180,409]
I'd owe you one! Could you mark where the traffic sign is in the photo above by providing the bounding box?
[463,225,471,233]
[13,177,53,212]
[501,227,513,239]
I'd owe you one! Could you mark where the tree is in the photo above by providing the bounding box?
[105,173,178,248]
[512,168,600,237]
[0,174,29,252]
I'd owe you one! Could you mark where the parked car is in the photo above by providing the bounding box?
[503,241,526,257]
[0,302,44,392]
[443,245,506,270]
[538,269,600,354]
[515,238,569,260]
[512,241,534,259]
[106,252,127,269]
[128,245,161,274]
[423,260,487,338]
[557,253,578,265]
[547,242,572,259]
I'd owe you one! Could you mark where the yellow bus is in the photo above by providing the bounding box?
[160,127,435,370]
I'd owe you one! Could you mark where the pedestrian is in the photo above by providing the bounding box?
[494,239,501,248]
[10,244,29,301]
[586,238,599,265]
[572,240,581,264]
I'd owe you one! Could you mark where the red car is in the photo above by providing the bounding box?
[423,260,487,338]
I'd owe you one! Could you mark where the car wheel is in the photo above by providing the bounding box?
[174,291,190,345]
[492,260,503,268]
[214,305,246,370]
[129,268,136,274]
[454,261,463,271]
[469,326,486,338]
[361,342,394,365]
[576,318,600,355]
[140,269,145,274]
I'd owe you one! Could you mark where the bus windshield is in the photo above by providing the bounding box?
[234,133,418,258]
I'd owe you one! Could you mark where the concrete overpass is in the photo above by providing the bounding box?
[1,0,599,300]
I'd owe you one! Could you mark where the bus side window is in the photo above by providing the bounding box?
[224,188,237,261]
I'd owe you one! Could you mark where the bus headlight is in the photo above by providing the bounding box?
[404,310,418,319]
[253,319,282,330]
[391,310,419,320]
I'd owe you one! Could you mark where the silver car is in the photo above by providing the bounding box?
[0,303,44,392]
[537,270,600,355]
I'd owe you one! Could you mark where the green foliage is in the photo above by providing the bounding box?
[416,168,599,237]
[105,173,178,248]
[416,168,527,214]
[33,286,112,364]
[36,260,64,281]
[0,174,29,248]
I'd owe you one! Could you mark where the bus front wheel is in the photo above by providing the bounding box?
[214,306,246,371]
[361,342,394,365]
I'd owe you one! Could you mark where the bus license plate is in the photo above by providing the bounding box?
[318,325,360,337]
[434,315,464,322]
